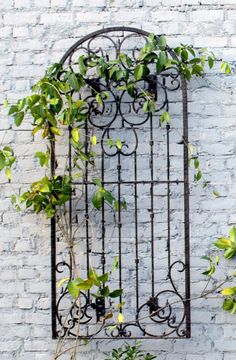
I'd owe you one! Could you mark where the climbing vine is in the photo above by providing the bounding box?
[1,32,235,358]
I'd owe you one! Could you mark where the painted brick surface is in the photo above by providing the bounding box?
[0,1,236,359]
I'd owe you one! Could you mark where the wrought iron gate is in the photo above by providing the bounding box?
[51,27,190,339]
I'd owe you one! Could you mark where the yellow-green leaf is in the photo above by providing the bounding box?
[91,135,97,146]
[221,287,236,296]
[116,313,125,324]
[57,277,70,288]
[71,128,80,143]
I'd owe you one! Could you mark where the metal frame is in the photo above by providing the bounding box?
[51,26,190,339]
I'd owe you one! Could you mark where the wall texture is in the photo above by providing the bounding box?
[1,0,236,359]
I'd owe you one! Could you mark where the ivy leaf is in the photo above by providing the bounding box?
[158,35,167,50]
[67,72,82,91]
[8,105,18,115]
[92,191,102,210]
[92,178,102,187]
[116,139,122,150]
[14,111,24,127]
[111,256,119,273]
[71,128,80,143]
[134,64,150,81]
[116,313,125,324]
[194,158,199,169]
[160,111,170,125]
[50,127,62,136]
[5,167,12,180]
[208,56,214,69]
[98,272,109,283]
[109,289,123,298]
[229,226,236,243]
[214,237,232,249]
[78,55,87,76]
[68,280,80,299]
[96,93,103,107]
[224,248,236,259]
[100,286,110,297]
[91,135,97,146]
[0,152,6,170]
[202,264,215,276]
[223,298,234,311]
[57,277,70,288]
[194,170,202,181]
[221,287,236,296]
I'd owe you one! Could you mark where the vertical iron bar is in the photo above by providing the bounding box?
[167,125,171,269]
[181,75,191,338]
[134,151,139,311]
[50,137,57,339]
[149,115,155,297]
[117,152,122,310]
[68,126,73,271]
[101,151,106,275]
[85,120,90,300]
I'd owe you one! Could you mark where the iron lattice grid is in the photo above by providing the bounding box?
[51,27,190,340]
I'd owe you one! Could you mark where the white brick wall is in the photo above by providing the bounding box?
[0,1,236,359]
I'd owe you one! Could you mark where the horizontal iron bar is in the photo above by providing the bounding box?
[73,180,184,185]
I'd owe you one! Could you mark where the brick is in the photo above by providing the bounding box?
[4,12,38,25]
[190,10,224,22]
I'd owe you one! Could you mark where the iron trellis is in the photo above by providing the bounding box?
[51,27,190,340]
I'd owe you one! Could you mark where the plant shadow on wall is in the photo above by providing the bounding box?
[1,29,235,359]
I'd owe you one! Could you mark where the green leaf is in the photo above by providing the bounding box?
[92,178,102,187]
[181,49,188,61]
[71,128,80,143]
[195,170,202,181]
[194,158,199,169]
[77,279,93,291]
[96,93,103,107]
[158,35,167,50]
[160,111,170,125]
[221,287,236,296]
[14,111,24,127]
[92,191,102,210]
[109,289,123,298]
[4,99,9,108]
[214,237,232,249]
[68,280,80,299]
[8,105,18,115]
[134,64,150,81]
[0,152,6,170]
[116,139,122,150]
[208,56,214,69]
[78,55,87,76]
[50,127,62,136]
[57,277,70,288]
[116,313,125,324]
[202,264,215,276]
[91,135,97,146]
[111,256,119,273]
[224,248,236,259]
[158,51,167,67]
[230,226,236,243]
[100,286,110,297]
[98,272,109,283]
[5,167,12,180]
[67,72,82,91]
[222,298,234,311]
